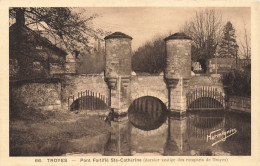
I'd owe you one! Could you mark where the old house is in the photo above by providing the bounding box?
[207,58,251,74]
[9,10,67,81]
[9,10,68,112]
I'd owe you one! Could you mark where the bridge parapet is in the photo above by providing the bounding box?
[130,75,168,106]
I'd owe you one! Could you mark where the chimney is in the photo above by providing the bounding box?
[16,8,25,26]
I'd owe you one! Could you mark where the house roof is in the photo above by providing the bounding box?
[9,23,67,56]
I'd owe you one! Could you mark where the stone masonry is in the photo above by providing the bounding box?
[10,81,62,111]
[164,33,192,116]
[61,74,109,110]
[101,32,225,117]
[104,32,132,114]
[10,31,226,115]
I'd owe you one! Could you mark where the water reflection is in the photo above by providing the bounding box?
[105,97,251,156]
[128,96,167,131]
[164,117,190,155]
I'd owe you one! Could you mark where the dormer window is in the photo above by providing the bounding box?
[36,45,43,50]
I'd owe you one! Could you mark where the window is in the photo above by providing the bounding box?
[33,61,43,71]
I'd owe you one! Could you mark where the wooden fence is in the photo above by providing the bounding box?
[187,87,225,111]
[68,90,109,111]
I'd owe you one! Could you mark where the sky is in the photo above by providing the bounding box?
[81,7,251,52]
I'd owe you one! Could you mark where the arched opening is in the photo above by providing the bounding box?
[188,97,224,110]
[128,96,168,131]
[70,96,108,111]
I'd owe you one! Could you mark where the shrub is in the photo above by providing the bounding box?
[222,65,251,97]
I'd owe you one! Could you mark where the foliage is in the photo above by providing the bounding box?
[181,9,223,72]
[9,7,106,54]
[222,65,251,97]
[77,43,105,74]
[239,22,251,59]
[132,35,165,74]
[218,21,239,58]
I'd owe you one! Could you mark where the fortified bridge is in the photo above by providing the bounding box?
[64,32,225,117]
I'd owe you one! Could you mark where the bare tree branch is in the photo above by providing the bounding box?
[10,7,106,54]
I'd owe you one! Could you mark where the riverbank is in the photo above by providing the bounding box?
[10,107,112,156]
[227,96,251,113]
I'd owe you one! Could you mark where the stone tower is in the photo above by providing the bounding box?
[164,33,192,117]
[104,32,132,115]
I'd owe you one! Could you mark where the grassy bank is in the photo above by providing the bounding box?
[10,107,112,156]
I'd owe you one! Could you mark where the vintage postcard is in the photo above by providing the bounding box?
[0,0,260,166]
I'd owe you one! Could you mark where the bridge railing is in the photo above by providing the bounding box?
[68,90,109,111]
[187,86,225,111]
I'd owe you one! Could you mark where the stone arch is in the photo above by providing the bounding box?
[129,75,168,111]
[130,90,168,107]
[69,96,108,111]
[68,89,109,111]
[62,74,110,109]
[186,86,226,110]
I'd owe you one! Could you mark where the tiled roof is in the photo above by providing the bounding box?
[9,23,67,56]
[164,32,192,41]
[104,32,133,40]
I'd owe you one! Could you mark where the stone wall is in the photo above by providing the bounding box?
[10,81,62,111]
[9,54,50,81]
[9,73,228,113]
[105,35,132,77]
[61,74,109,109]
[50,63,64,75]
[130,75,168,106]
[165,40,191,79]
[188,74,224,94]
[187,74,225,107]
[207,58,235,74]
[227,96,251,113]
[169,79,188,112]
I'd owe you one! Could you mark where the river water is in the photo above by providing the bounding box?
[104,97,251,156]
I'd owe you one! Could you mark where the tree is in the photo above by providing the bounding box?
[9,7,105,54]
[132,35,165,74]
[218,21,239,58]
[77,40,105,74]
[181,9,223,72]
[239,22,251,59]
[222,67,251,97]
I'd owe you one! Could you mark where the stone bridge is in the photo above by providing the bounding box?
[61,74,169,111]
[62,32,225,117]
[10,32,225,115]
[62,73,224,112]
